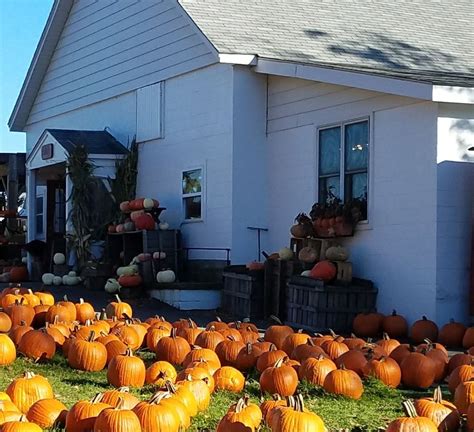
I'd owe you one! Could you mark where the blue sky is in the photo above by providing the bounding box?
[0,0,54,153]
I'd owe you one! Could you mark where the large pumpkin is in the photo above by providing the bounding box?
[26,398,68,429]
[410,316,438,344]
[323,365,364,399]
[259,358,299,397]
[309,260,337,282]
[0,334,16,366]
[6,372,54,414]
[65,394,111,432]
[107,348,146,388]
[386,400,438,432]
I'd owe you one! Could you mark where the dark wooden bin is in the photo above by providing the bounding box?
[222,265,265,319]
[264,259,302,319]
[286,275,377,333]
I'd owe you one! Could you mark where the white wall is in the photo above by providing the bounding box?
[266,76,440,323]
[231,67,268,263]
[436,103,474,323]
[27,0,217,126]
[136,64,234,258]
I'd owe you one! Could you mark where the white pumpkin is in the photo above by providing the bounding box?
[53,276,63,286]
[62,275,69,285]
[68,271,77,277]
[156,269,176,284]
[153,251,167,260]
[65,276,81,286]
[53,253,66,265]
[143,198,155,210]
[105,278,121,293]
[301,270,312,277]
[116,265,138,277]
[325,246,349,262]
[41,273,55,285]
[159,222,169,230]
[21,257,28,264]
[278,247,294,261]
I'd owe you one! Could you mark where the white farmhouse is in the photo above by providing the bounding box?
[9,0,474,324]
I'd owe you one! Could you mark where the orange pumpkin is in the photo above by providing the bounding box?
[309,260,337,281]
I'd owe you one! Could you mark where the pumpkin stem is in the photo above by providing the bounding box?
[216,316,222,322]
[100,309,108,320]
[115,294,122,303]
[23,371,36,379]
[269,344,277,352]
[117,387,130,393]
[382,332,390,340]
[433,386,443,404]
[124,348,134,357]
[294,394,305,412]
[274,357,286,368]
[246,343,252,355]
[171,328,177,338]
[79,298,84,304]
[329,329,337,338]
[270,315,283,325]
[392,310,397,316]
[115,397,126,410]
[63,295,69,302]
[91,393,105,403]
[307,339,315,346]
[402,400,418,418]
[88,330,96,342]
[422,315,428,321]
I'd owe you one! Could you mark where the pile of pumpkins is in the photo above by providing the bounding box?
[41,253,82,287]
[108,197,160,233]
[1,287,474,430]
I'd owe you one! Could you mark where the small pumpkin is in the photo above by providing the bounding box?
[382,310,408,339]
[53,253,66,265]
[107,348,146,388]
[155,328,191,365]
[134,213,155,231]
[363,356,401,388]
[105,295,133,319]
[0,334,16,366]
[400,350,436,389]
[18,329,56,361]
[105,278,121,294]
[264,316,294,350]
[68,331,107,372]
[323,364,364,399]
[214,366,245,393]
[386,400,438,432]
[299,355,336,386]
[298,247,318,264]
[260,358,299,396]
[278,247,294,261]
[439,319,466,348]
[352,312,384,338]
[118,274,143,287]
[93,398,141,431]
[26,398,67,429]
[410,316,438,344]
[65,393,111,432]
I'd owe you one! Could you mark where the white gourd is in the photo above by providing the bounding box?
[53,276,62,286]
[116,265,138,277]
[68,271,77,277]
[301,270,312,277]
[156,269,176,284]
[42,273,55,285]
[159,222,169,230]
[62,275,69,285]
[53,253,66,265]
[278,247,294,261]
[105,278,121,293]
[143,198,155,210]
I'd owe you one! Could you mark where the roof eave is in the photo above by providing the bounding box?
[8,0,74,132]
[252,57,474,104]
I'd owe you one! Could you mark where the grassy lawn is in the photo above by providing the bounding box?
[0,350,442,432]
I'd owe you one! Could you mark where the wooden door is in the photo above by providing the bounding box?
[46,180,66,260]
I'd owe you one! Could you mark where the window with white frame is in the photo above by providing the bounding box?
[182,168,203,220]
[318,119,369,220]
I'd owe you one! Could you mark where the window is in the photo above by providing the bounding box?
[136,82,164,142]
[318,120,369,219]
[35,196,44,235]
[182,168,203,220]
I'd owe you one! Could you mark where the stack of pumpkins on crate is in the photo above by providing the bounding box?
[107,197,161,234]
[254,213,352,284]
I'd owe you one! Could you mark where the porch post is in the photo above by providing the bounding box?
[65,167,73,232]
[26,168,36,273]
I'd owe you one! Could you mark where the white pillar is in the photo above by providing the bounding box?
[26,168,37,273]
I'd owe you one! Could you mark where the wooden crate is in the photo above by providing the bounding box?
[222,266,265,320]
[264,259,302,319]
[335,261,353,283]
[285,275,377,333]
[290,237,338,261]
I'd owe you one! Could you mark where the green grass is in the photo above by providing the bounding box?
[0,353,447,432]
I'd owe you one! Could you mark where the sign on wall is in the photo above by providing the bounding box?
[41,143,54,160]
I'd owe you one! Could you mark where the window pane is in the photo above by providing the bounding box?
[35,196,43,215]
[319,127,341,175]
[319,175,340,204]
[182,169,202,194]
[184,196,202,220]
[345,121,368,171]
[345,172,368,219]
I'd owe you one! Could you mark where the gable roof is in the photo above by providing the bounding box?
[179,0,474,87]
[9,0,474,133]
[46,129,128,155]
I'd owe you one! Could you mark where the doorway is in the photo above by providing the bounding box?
[46,179,66,263]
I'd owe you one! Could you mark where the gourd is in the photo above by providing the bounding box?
[278,248,294,261]
[118,275,143,287]
[52,276,62,286]
[298,247,318,263]
[68,271,77,277]
[105,278,121,294]
[325,246,349,261]
[123,221,135,232]
[41,273,55,285]
[153,251,167,260]
[159,222,169,230]
[63,276,81,286]
[130,210,145,222]
[119,201,130,212]
[143,198,155,210]
[301,270,312,277]
[117,265,138,277]
[137,253,152,262]
[53,253,66,265]
[156,270,176,284]
[116,224,125,233]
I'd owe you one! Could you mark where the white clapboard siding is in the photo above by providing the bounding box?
[27,0,217,125]
[136,83,163,142]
